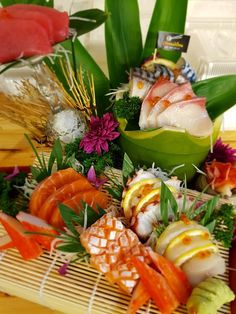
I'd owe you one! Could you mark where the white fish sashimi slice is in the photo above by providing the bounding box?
[156,97,213,137]
[129,76,153,99]
[182,252,226,286]
[139,78,177,129]
[147,82,196,128]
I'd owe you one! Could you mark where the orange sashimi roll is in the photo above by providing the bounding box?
[49,189,108,229]
[0,234,14,250]
[36,178,94,222]
[29,168,83,215]
[16,211,58,251]
[0,212,42,260]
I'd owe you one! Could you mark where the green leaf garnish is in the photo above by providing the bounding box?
[77,201,106,228]
[113,92,141,121]
[200,196,219,226]
[0,0,53,7]
[69,9,108,37]
[122,153,135,186]
[160,181,178,224]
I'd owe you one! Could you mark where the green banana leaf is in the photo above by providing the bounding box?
[192,75,236,120]
[142,0,188,62]
[0,0,53,6]
[69,9,109,37]
[105,0,142,88]
[47,39,110,116]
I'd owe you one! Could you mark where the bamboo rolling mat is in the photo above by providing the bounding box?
[0,184,233,314]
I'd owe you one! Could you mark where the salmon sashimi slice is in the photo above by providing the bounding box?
[36,178,94,222]
[127,281,150,314]
[2,7,54,43]
[0,11,52,64]
[0,234,14,250]
[16,212,58,251]
[49,188,109,229]
[0,212,42,260]
[7,4,69,43]
[29,168,83,215]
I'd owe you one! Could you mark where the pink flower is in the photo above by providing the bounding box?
[80,113,119,155]
[87,165,107,188]
[206,138,236,163]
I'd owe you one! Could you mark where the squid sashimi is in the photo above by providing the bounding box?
[1,7,54,43]
[147,82,196,128]
[16,211,58,251]
[0,212,42,260]
[29,168,83,215]
[36,178,93,221]
[0,11,52,64]
[49,189,109,229]
[6,4,69,43]
[155,97,213,137]
[182,251,226,286]
[139,78,177,129]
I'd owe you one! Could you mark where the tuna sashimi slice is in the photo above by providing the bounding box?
[0,234,14,250]
[156,97,213,137]
[1,7,54,43]
[139,78,177,129]
[7,4,69,43]
[16,211,58,251]
[0,14,52,64]
[0,212,42,260]
[147,82,196,128]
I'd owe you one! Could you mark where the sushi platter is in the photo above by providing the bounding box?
[1,1,236,314]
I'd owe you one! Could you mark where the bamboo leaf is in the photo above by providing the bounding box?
[47,39,110,116]
[69,9,108,37]
[105,0,142,88]
[142,0,188,62]
[122,153,135,185]
[192,75,236,120]
[0,0,53,6]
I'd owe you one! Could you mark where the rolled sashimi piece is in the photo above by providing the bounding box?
[147,82,196,128]
[182,252,226,286]
[155,97,213,137]
[139,78,177,129]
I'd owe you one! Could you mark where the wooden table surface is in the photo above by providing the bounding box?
[0,117,235,314]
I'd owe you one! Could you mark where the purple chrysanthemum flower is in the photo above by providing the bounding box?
[80,113,120,155]
[206,138,236,163]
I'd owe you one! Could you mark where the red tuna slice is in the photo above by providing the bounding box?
[0,13,52,64]
[7,4,69,43]
[0,212,42,260]
[147,82,196,128]
[16,211,58,251]
[0,234,14,250]
[3,7,54,43]
[139,78,177,129]
[156,97,213,137]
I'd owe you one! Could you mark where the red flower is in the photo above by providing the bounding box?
[80,113,119,155]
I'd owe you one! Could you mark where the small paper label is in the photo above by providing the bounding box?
[157,31,190,53]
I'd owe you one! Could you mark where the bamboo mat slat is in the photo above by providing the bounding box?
[0,187,233,314]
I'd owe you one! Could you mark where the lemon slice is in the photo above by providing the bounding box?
[165,228,211,255]
[122,178,160,219]
[155,220,209,255]
[174,244,218,267]
[134,188,161,215]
